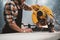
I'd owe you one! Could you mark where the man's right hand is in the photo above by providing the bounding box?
[19,29,25,33]
[19,28,33,33]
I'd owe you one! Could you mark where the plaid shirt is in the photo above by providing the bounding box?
[4,1,18,24]
[4,1,31,24]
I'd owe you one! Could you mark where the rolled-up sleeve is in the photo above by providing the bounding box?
[4,2,18,24]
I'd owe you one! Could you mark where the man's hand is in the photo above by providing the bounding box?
[19,29,24,33]
[19,28,33,33]
[24,28,33,33]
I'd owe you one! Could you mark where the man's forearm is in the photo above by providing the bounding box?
[9,22,21,32]
[23,4,32,11]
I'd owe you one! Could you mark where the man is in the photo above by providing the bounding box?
[2,0,32,33]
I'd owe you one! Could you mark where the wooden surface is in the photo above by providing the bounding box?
[0,32,60,40]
